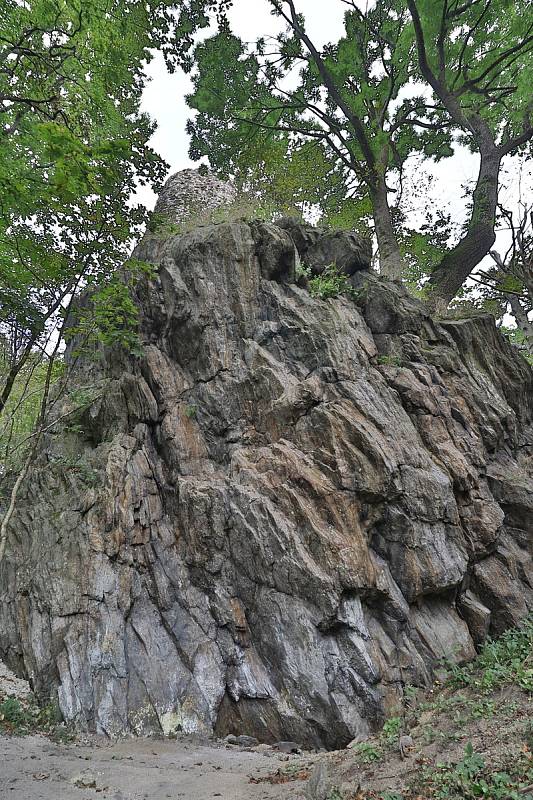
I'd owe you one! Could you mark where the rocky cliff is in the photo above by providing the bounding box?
[1,177,532,748]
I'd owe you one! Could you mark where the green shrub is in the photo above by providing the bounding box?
[382,716,403,744]
[0,695,65,737]
[296,261,312,280]
[353,741,382,763]
[308,264,356,300]
[0,697,27,731]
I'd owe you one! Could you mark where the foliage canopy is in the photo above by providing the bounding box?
[177,0,533,306]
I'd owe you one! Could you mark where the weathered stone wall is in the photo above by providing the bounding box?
[0,176,531,747]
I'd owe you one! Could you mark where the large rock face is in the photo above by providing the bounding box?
[0,211,532,748]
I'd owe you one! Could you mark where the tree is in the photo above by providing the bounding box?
[0,0,183,415]
[177,0,533,307]
[407,0,533,308]
[459,198,533,358]
[0,0,188,563]
[183,0,456,279]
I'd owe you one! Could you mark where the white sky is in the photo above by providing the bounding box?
[139,0,353,208]
[138,0,526,265]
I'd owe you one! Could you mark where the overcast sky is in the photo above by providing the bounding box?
[138,0,527,260]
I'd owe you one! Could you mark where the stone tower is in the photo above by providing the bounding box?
[153,168,238,226]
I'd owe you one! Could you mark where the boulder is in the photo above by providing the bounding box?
[153,168,237,228]
[252,222,297,283]
[305,229,372,275]
[457,591,491,647]
[277,216,321,253]
[305,762,335,800]
[277,217,372,275]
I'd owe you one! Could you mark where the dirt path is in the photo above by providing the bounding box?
[0,660,312,800]
[0,733,311,800]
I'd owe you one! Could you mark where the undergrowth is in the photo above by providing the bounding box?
[337,618,533,800]
[0,694,72,741]
[444,616,533,694]
[412,743,533,800]
[350,716,404,763]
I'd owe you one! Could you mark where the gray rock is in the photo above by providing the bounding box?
[457,591,491,647]
[399,733,414,759]
[277,216,321,253]
[277,217,371,275]
[1,198,532,749]
[472,556,529,635]
[153,168,237,228]
[71,771,97,789]
[252,222,297,283]
[274,741,301,753]
[305,762,334,800]
[224,734,259,748]
[305,229,372,275]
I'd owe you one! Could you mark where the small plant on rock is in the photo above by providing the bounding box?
[308,264,356,300]
[354,741,382,764]
[296,261,312,281]
[184,404,198,419]
[376,354,403,367]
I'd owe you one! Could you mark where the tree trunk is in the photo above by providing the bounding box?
[0,444,35,565]
[428,145,501,308]
[0,337,35,416]
[507,294,533,357]
[369,177,403,280]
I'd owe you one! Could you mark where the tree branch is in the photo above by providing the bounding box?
[270,0,377,171]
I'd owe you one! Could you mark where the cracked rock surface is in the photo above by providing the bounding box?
[0,209,532,748]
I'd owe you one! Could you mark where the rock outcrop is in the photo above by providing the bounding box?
[278,216,372,275]
[0,181,532,748]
